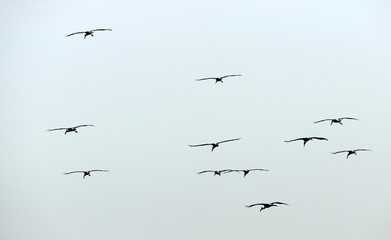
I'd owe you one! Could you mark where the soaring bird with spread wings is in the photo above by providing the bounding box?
[314,117,358,125]
[47,124,94,135]
[197,169,234,176]
[66,28,112,39]
[233,168,269,177]
[64,170,108,179]
[284,137,328,147]
[332,149,371,158]
[246,202,288,212]
[195,74,241,84]
[189,138,241,151]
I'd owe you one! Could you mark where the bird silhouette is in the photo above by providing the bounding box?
[332,149,371,158]
[195,74,241,84]
[66,29,112,39]
[233,168,269,177]
[314,117,358,125]
[284,137,328,147]
[47,124,94,135]
[197,169,234,176]
[246,202,288,212]
[64,170,108,179]
[189,138,241,151]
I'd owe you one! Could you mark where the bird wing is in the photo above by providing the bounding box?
[355,149,371,152]
[64,171,85,175]
[312,137,328,141]
[195,77,217,81]
[74,124,94,129]
[220,169,235,174]
[340,117,358,121]
[89,169,109,173]
[248,168,269,172]
[332,150,349,154]
[284,138,304,143]
[47,127,68,131]
[189,143,214,147]
[65,31,86,37]
[314,119,333,124]
[246,203,266,208]
[217,138,241,144]
[272,202,288,205]
[220,74,242,79]
[197,170,215,174]
[90,28,112,32]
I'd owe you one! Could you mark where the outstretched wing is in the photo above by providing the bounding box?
[340,117,358,121]
[189,143,214,147]
[195,77,217,81]
[47,127,68,131]
[221,74,242,79]
[65,31,86,37]
[332,150,349,154]
[272,202,288,205]
[217,138,241,144]
[91,28,112,32]
[197,170,215,174]
[74,124,94,129]
[314,119,333,124]
[355,149,371,152]
[64,171,84,175]
[248,168,269,172]
[312,137,328,141]
[89,169,109,173]
[246,203,266,208]
[284,138,305,143]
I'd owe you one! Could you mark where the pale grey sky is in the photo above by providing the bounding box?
[1,0,391,239]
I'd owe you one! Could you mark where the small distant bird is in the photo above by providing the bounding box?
[284,137,328,147]
[314,117,358,125]
[64,170,108,179]
[66,28,112,39]
[189,138,241,151]
[196,74,241,84]
[47,124,94,135]
[197,169,234,176]
[233,168,269,177]
[332,149,371,158]
[246,202,288,212]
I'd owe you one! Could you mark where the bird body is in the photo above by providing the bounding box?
[314,117,358,125]
[246,202,288,212]
[64,170,108,179]
[332,149,371,158]
[233,168,269,177]
[47,124,94,135]
[196,74,241,84]
[284,137,328,147]
[189,138,241,151]
[66,28,112,39]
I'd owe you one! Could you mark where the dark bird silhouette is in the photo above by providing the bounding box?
[284,137,328,147]
[66,29,112,39]
[47,124,94,135]
[246,202,288,212]
[189,138,241,151]
[332,149,371,158]
[233,168,269,177]
[64,170,108,179]
[314,117,358,125]
[196,74,241,84]
[197,169,234,176]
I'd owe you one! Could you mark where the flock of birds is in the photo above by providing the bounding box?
[47,29,371,213]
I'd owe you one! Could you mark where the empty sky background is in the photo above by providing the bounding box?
[1,0,391,239]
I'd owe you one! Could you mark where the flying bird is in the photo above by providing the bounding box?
[195,74,241,84]
[314,117,358,125]
[66,28,112,39]
[332,149,371,158]
[233,168,269,177]
[284,137,328,147]
[47,124,94,135]
[197,169,234,176]
[246,202,288,212]
[189,138,241,151]
[64,170,108,179]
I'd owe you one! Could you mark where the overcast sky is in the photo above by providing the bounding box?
[1,0,391,239]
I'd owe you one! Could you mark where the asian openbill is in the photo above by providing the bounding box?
[233,168,269,177]
[66,29,112,39]
[197,169,234,176]
[47,124,94,135]
[189,138,241,151]
[332,149,371,158]
[284,137,328,147]
[195,74,241,84]
[246,202,288,212]
[314,117,358,125]
[64,170,108,179]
